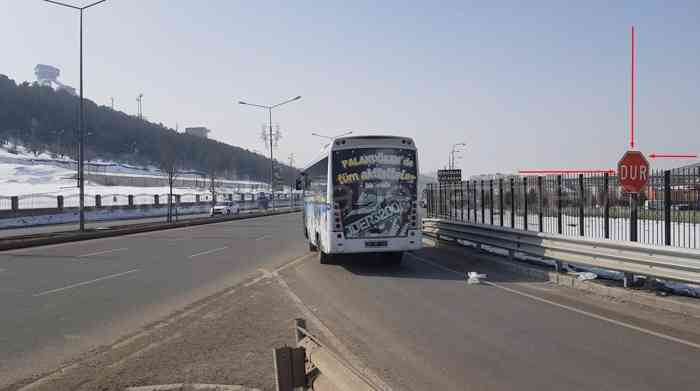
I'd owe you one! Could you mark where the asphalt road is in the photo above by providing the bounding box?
[0,212,307,386]
[281,244,700,391]
[3,212,700,390]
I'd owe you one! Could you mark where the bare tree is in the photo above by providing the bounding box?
[205,154,225,208]
[158,136,183,223]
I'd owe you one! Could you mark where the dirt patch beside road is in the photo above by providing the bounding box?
[3,277,303,391]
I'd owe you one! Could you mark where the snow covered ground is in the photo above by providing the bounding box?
[0,145,283,210]
[442,208,700,249]
[0,205,210,229]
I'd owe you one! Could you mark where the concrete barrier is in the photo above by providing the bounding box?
[0,208,302,251]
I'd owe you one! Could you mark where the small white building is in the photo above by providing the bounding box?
[184,127,211,139]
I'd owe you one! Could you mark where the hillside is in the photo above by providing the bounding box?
[0,74,297,186]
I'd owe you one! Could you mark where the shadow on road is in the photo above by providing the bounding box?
[333,252,465,282]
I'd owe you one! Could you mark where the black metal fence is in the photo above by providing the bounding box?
[425,168,700,249]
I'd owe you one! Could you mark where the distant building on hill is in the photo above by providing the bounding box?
[184,127,211,139]
[34,64,76,96]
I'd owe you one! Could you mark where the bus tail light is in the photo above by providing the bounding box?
[411,200,418,228]
[333,202,343,232]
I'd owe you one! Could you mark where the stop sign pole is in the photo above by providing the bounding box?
[617,150,650,242]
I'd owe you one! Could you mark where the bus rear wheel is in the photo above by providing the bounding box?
[384,252,403,266]
[319,251,333,265]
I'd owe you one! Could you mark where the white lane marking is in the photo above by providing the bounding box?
[188,246,228,259]
[273,253,315,274]
[77,247,129,258]
[407,253,700,351]
[255,235,271,241]
[33,269,140,297]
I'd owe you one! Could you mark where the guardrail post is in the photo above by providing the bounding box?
[537,176,543,232]
[480,180,485,224]
[523,176,529,231]
[57,195,64,210]
[578,174,584,236]
[554,260,563,273]
[499,178,504,226]
[604,173,610,239]
[472,180,477,222]
[128,194,134,207]
[154,194,159,206]
[510,178,515,228]
[426,184,431,217]
[460,182,464,221]
[489,179,494,225]
[630,193,638,242]
[557,175,562,234]
[465,181,470,221]
[447,182,457,220]
[273,345,306,391]
[664,170,671,246]
[95,194,101,208]
[295,318,306,345]
[11,196,19,211]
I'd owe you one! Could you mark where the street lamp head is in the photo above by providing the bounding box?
[238,101,247,105]
[293,96,302,101]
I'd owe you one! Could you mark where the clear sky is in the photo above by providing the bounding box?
[1,0,699,175]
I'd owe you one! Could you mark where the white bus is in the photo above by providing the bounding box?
[298,135,421,265]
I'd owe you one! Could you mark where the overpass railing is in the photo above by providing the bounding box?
[425,168,699,249]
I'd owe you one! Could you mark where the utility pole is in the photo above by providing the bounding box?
[110,96,114,110]
[136,93,144,119]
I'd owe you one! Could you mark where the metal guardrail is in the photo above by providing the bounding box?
[423,218,700,285]
[274,319,379,391]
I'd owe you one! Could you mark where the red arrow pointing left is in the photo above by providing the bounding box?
[649,153,698,159]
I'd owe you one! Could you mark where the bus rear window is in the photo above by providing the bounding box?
[332,148,417,238]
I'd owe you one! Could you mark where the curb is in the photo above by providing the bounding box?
[0,209,301,251]
[424,236,700,320]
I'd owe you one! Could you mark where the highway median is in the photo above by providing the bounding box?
[0,208,301,251]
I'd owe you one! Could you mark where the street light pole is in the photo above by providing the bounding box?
[43,0,108,232]
[238,96,302,211]
[311,130,353,140]
[268,107,273,205]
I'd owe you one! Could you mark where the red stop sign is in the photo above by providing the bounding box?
[617,150,650,193]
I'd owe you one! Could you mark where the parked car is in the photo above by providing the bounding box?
[210,201,240,216]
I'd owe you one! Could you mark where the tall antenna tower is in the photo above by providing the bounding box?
[260,123,282,149]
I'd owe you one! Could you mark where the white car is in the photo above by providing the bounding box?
[210,201,240,216]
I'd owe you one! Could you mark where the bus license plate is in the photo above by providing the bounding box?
[365,241,388,248]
